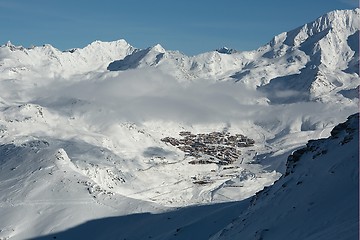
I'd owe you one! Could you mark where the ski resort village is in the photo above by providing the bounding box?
[161,131,254,165]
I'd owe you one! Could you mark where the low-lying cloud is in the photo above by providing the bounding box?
[30,68,357,131]
[32,68,265,124]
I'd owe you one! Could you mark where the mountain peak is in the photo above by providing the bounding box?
[85,39,132,49]
[5,41,13,47]
[283,8,359,47]
[2,41,25,51]
[216,47,237,54]
[150,44,166,53]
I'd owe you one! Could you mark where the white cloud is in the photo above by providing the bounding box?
[31,68,262,123]
[31,67,353,132]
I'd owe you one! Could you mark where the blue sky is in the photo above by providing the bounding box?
[0,0,357,55]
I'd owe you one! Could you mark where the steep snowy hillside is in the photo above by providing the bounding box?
[212,113,359,240]
[257,8,360,103]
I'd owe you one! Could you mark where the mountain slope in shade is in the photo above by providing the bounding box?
[212,113,359,240]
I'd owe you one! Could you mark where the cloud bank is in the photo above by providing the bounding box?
[31,68,356,131]
[32,68,264,123]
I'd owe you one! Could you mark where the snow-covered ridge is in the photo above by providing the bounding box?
[0,39,136,77]
[213,113,359,240]
[0,9,358,98]
[279,8,360,47]
[245,8,359,103]
[216,47,238,54]
[104,8,358,102]
[285,113,359,176]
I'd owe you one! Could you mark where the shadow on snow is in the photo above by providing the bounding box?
[32,199,250,240]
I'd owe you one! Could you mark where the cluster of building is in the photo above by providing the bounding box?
[161,131,255,165]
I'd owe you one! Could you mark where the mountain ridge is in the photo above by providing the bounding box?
[212,113,359,240]
[3,8,357,103]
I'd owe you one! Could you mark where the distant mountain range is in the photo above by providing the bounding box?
[1,9,358,103]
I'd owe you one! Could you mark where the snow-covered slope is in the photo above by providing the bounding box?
[0,39,135,79]
[33,113,359,240]
[212,113,359,240]
[0,8,358,240]
[257,8,360,103]
[106,8,359,103]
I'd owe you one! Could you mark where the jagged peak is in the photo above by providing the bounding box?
[267,8,359,48]
[62,39,136,58]
[1,39,134,53]
[216,47,238,54]
[302,8,359,35]
[323,8,360,28]
[268,32,287,48]
[149,43,166,53]
[41,44,57,50]
[1,41,25,51]
[84,39,133,49]
[5,41,13,47]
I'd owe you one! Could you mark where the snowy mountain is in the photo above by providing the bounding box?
[1,9,358,102]
[0,39,135,79]
[0,8,358,240]
[257,8,359,103]
[105,8,359,103]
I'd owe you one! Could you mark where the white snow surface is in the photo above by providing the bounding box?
[212,113,359,240]
[32,113,359,240]
[0,8,358,240]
